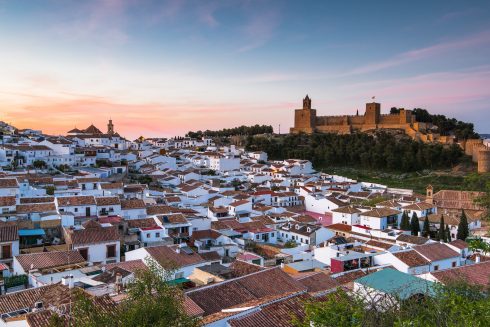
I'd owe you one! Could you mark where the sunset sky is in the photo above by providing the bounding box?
[1,0,490,139]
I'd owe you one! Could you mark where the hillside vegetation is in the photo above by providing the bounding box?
[245,132,464,173]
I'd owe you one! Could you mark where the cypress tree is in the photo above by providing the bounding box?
[410,212,420,236]
[423,216,430,238]
[400,212,410,230]
[438,215,445,241]
[445,224,451,242]
[457,210,469,241]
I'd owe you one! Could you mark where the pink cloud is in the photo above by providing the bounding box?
[1,95,289,139]
[343,29,490,76]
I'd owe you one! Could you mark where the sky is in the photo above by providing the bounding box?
[1,0,490,139]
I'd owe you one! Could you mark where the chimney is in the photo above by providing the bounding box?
[61,275,74,289]
[475,253,481,263]
[115,273,123,294]
[175,247,181,254]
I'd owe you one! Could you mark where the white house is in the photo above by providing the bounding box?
[63,221,120,265]
[0,224,20,270]
[331,206,361,225]
[278,222,334,246]
[95,196,122,216]
[57,195,97,217]
[120,199,147,219]
[125,244,211,280]
[359,208,402,230]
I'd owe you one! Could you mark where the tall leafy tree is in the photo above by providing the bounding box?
[457,210,469,241]
[410,212,420,236]
[422,216,431,238]
[295,281,490,327]
[445,224,451,243]
[52,259,199,327]
[400,212,410,230]
[437,215,446,242]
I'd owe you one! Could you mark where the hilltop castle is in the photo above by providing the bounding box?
[290,95,490,173]
[290,95,450,144]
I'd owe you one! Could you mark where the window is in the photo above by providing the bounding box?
[156,233,160,238]
[271,233,274,237]
[1,245,11,259]
[452,262,457,267]
[305,239,309,244]
[74,208,78,212]
[434,265,439,271]
[146,233,150,238]
[106,244,116,258]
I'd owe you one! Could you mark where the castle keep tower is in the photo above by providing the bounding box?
[290,95,317,134]
[364,102,381,125]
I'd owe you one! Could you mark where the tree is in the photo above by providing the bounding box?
[445,224,451,243]
[457,210,469,241]
[410,212,420,236]
[295,281,490,327]
[284,240,297,248]
[294,288,364,327]
[45,186,55,196]
[33,160,47,169]
[437,215,446,242]
[399,212,410,230]
[64,259,199,327]
[468,238,490,255]
[422,216,430,238]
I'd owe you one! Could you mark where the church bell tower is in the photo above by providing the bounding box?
[107,119,114,136]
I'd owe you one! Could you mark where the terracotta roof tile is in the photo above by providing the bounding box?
[431,261,490,287]
[0,178,19,189]
[57,196,96,207]
[0,223,18,242]
[186,268,305,317]
[19,197,54,204]
[120,199,146,210]
[145,245,205,269]
[414,243,459,262]
[393,250,430,267]
[0,196,15,207]
[16,202,57,214]
[15,250,86,272]
[95,196,121,206]
[64,223,119,246]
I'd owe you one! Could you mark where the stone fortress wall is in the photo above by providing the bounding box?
[290,95,489,173]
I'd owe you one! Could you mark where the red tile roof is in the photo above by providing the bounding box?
[186,268,306,317]
[413,243,459,262]
[57,196,96,207]
[0,196,16,207]
[145,245,205,269]
[393,250,430,268]
[0,223,19,242]
[431,261,490,287]
[64,223,119,246]
[15,250,86,272]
